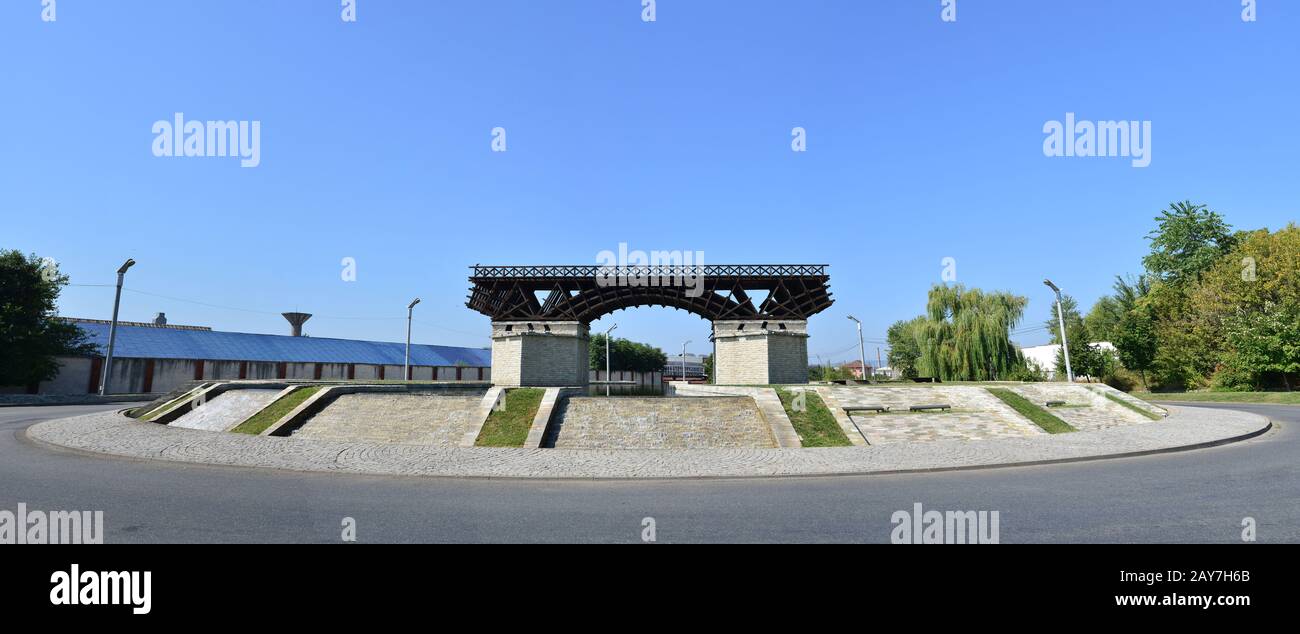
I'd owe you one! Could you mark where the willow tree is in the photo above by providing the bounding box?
[915,284,1028,381]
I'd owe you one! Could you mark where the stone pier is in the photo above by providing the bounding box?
[490,321,589,387]
[712,319,809,385]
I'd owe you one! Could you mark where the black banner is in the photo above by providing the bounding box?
[0,545,1283,621]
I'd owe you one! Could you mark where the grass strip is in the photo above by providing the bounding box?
[1104,392,1163,420]
[230,386,322,435]
[986,388,1076,434]
[475,388,544,447]
[1134,391,1300,405]
[139,387,205,421]
[776,388,852,447]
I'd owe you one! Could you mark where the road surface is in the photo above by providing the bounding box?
[1,402,1293,543]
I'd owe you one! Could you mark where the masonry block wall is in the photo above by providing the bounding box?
[490,321,590,387]
[713,320,809,385]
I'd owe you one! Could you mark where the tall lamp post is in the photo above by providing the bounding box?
[681,340,692,382]
[1043,279,1074,383]
[99,258,135,396]
[404,298,420,382]
[846,315,867,383]
[604,323,618,381]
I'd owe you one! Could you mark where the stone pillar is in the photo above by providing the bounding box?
[712,320,809,385]
[490,321,590,387]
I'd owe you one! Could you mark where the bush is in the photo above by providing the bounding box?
[1209,363,1258,392]
[1103,369,1138,392]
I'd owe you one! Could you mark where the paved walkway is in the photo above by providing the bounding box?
[294,392,484,446]
[27,406,1269,479]
[546,396,774,449]
[170,389,282,432]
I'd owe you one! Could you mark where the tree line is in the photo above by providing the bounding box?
[885,202,1299,391]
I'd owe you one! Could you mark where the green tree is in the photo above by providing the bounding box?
[589,333,668,374]
[916,284,1028,381]
[0,250,96,388]
[1142,201,1236,285]
[1222,301,1300,391]
[1113,302,1158,390]
[885,317,923,379]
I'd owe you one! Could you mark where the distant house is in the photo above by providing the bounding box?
[841,360,872,379]
[4,318,492,396]
[1019,342,1116,380]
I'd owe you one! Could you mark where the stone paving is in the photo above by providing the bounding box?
[293,392,485,446]
[1006,383,1150,431]
[27,406,1270,479]
[826,386,1044,444]
[546,396,775,449]
[169,389,283,432]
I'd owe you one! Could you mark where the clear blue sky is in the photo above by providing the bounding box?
[3,1,1297,363]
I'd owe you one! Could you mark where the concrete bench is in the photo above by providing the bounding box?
[908,403,951,412]
[844,405,890,414]
[1045,400,1067,407]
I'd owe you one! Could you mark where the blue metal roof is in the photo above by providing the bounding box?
[74,322,491,367]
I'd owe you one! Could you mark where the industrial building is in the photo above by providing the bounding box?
[14,315,491,396]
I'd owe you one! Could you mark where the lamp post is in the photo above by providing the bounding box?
[1043,279,1074,383]
[846,315,867,383]
[604,323,618,382]
[99,258,135,396]
[405,298,420,382]
[681,340,692,382]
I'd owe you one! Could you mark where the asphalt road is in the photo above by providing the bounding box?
[1,402,1295,543]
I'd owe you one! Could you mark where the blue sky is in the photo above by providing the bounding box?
[3,0,1297,363]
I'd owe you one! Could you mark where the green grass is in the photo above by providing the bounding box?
[138,387,205,421]
[776,388,852,447]
[1103,392,1164,420]
[230,386,321,435]
[475,388,544,447]
[1135,391,1300,405]
[986,388,1076,434]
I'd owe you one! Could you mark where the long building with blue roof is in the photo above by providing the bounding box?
[21,318,492,396]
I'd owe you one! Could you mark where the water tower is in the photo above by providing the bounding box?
[282,312,312,337]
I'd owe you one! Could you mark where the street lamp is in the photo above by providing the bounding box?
[99,258,135,396]
[604,323,618,382]
[846,315,867,384]
[405,298,420,382]
[681,340,692,382]
[1043,279,1074,383]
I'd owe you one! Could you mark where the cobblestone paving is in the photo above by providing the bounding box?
[1007,384,1151,431]
[826,386,1044,444]
[170,389,282,432]
[27,406,1269,479]
[546,396,774,449]
[293,392,485,446]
